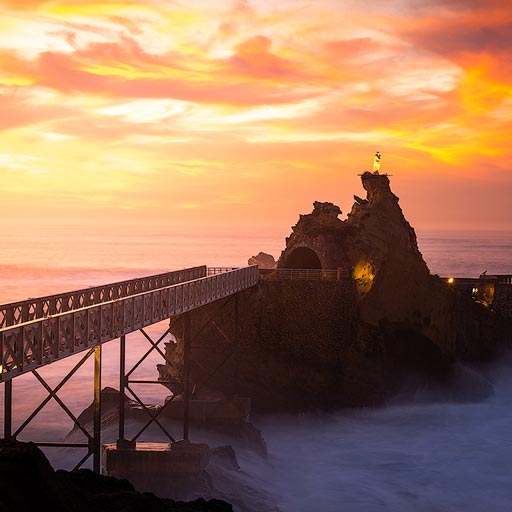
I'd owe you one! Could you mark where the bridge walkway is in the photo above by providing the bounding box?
[0,265,258,472]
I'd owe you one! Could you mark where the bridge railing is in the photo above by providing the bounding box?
[259,268,351,281]
[0,266,258,381]
[494,275,512,285]
[207,267,238,275]
[445,275,512,285]
[0,266,207,329]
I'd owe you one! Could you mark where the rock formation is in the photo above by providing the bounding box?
[158,171,510,411]
[0,439,232,512]
[278,171,508,360]
[247,252,276,269]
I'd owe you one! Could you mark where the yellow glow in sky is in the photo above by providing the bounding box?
[0,0,511,232]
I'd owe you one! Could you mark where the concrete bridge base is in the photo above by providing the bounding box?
[102,441,210,495]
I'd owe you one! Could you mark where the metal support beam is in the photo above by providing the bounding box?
[122,326,179,444]
[13,348,95,440]
[93,344,102,473]
[183,312,191,441]
[31,370,92,441]
[125,385,176,443]
[187,293,241,397]
[4,379,12,439]
[118,335,126,442]
[127,328,171,379]
[234,294,239,394]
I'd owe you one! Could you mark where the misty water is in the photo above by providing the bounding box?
[257,365,512,511]
[1,227,512,511]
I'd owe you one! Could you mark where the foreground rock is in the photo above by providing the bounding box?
[158,171,510,411]
[66,388,273,511]
[0,439,232,512]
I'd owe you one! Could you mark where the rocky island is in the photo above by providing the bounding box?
[159,171,511,411]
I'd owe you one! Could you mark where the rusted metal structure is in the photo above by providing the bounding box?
[0,265,258,472]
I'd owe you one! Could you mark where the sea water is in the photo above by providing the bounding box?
[1,226,512,511]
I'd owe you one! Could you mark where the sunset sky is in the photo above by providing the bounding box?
[1,0,511,234]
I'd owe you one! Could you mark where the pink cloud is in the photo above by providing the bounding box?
[0,34,319,106]
[0,91,74,131]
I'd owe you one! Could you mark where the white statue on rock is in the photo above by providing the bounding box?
[373,151,381,173]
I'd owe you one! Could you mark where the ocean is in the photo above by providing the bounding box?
[1,226,512,511]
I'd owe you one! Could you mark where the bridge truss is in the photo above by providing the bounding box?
[0,265,258,471]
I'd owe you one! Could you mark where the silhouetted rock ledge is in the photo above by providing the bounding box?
[0,439,232,512]
[159,172,510,411]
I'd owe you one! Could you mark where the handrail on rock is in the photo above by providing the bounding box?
[259,268,350,281]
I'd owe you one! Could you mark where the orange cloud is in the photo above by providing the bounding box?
[0,0,510,233]
[0,0,48,8]
[228,35,304,79]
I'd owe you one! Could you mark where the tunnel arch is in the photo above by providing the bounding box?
[283,247,322,269]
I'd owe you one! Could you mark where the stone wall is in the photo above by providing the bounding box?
[494,284,512,318]
[161,280,360,412]
[160,276,509,412]
[454,281,512,318]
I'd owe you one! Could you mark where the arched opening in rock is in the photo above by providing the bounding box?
[284,247,322,269]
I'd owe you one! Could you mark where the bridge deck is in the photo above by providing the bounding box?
[0,266,208,329]
[0,266,258,382]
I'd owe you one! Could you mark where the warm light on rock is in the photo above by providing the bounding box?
[473,280,495,307]
[352,260,375,296]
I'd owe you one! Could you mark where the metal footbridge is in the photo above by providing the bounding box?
[0,265,258,470]
[0,265,257,380]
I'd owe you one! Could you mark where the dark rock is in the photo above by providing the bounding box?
[239,422,268,458]
[312,201,342,217]
[70,387,160,435]
[429,363,494,403]
[353,195,368,205]
[0,439,232,512]
[210,446,240,471]
[392,363,494,404]
[248,252,276,269]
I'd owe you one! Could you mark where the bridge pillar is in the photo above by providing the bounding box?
[118,335,126,444]
[183,312,191,441]
[93,344,102,473]
[234,294,239,390]
[4,379,12,439]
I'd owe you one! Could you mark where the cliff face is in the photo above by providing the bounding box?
[278,201,353,271]
[159,173,509,411]
[279,172,505,360]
